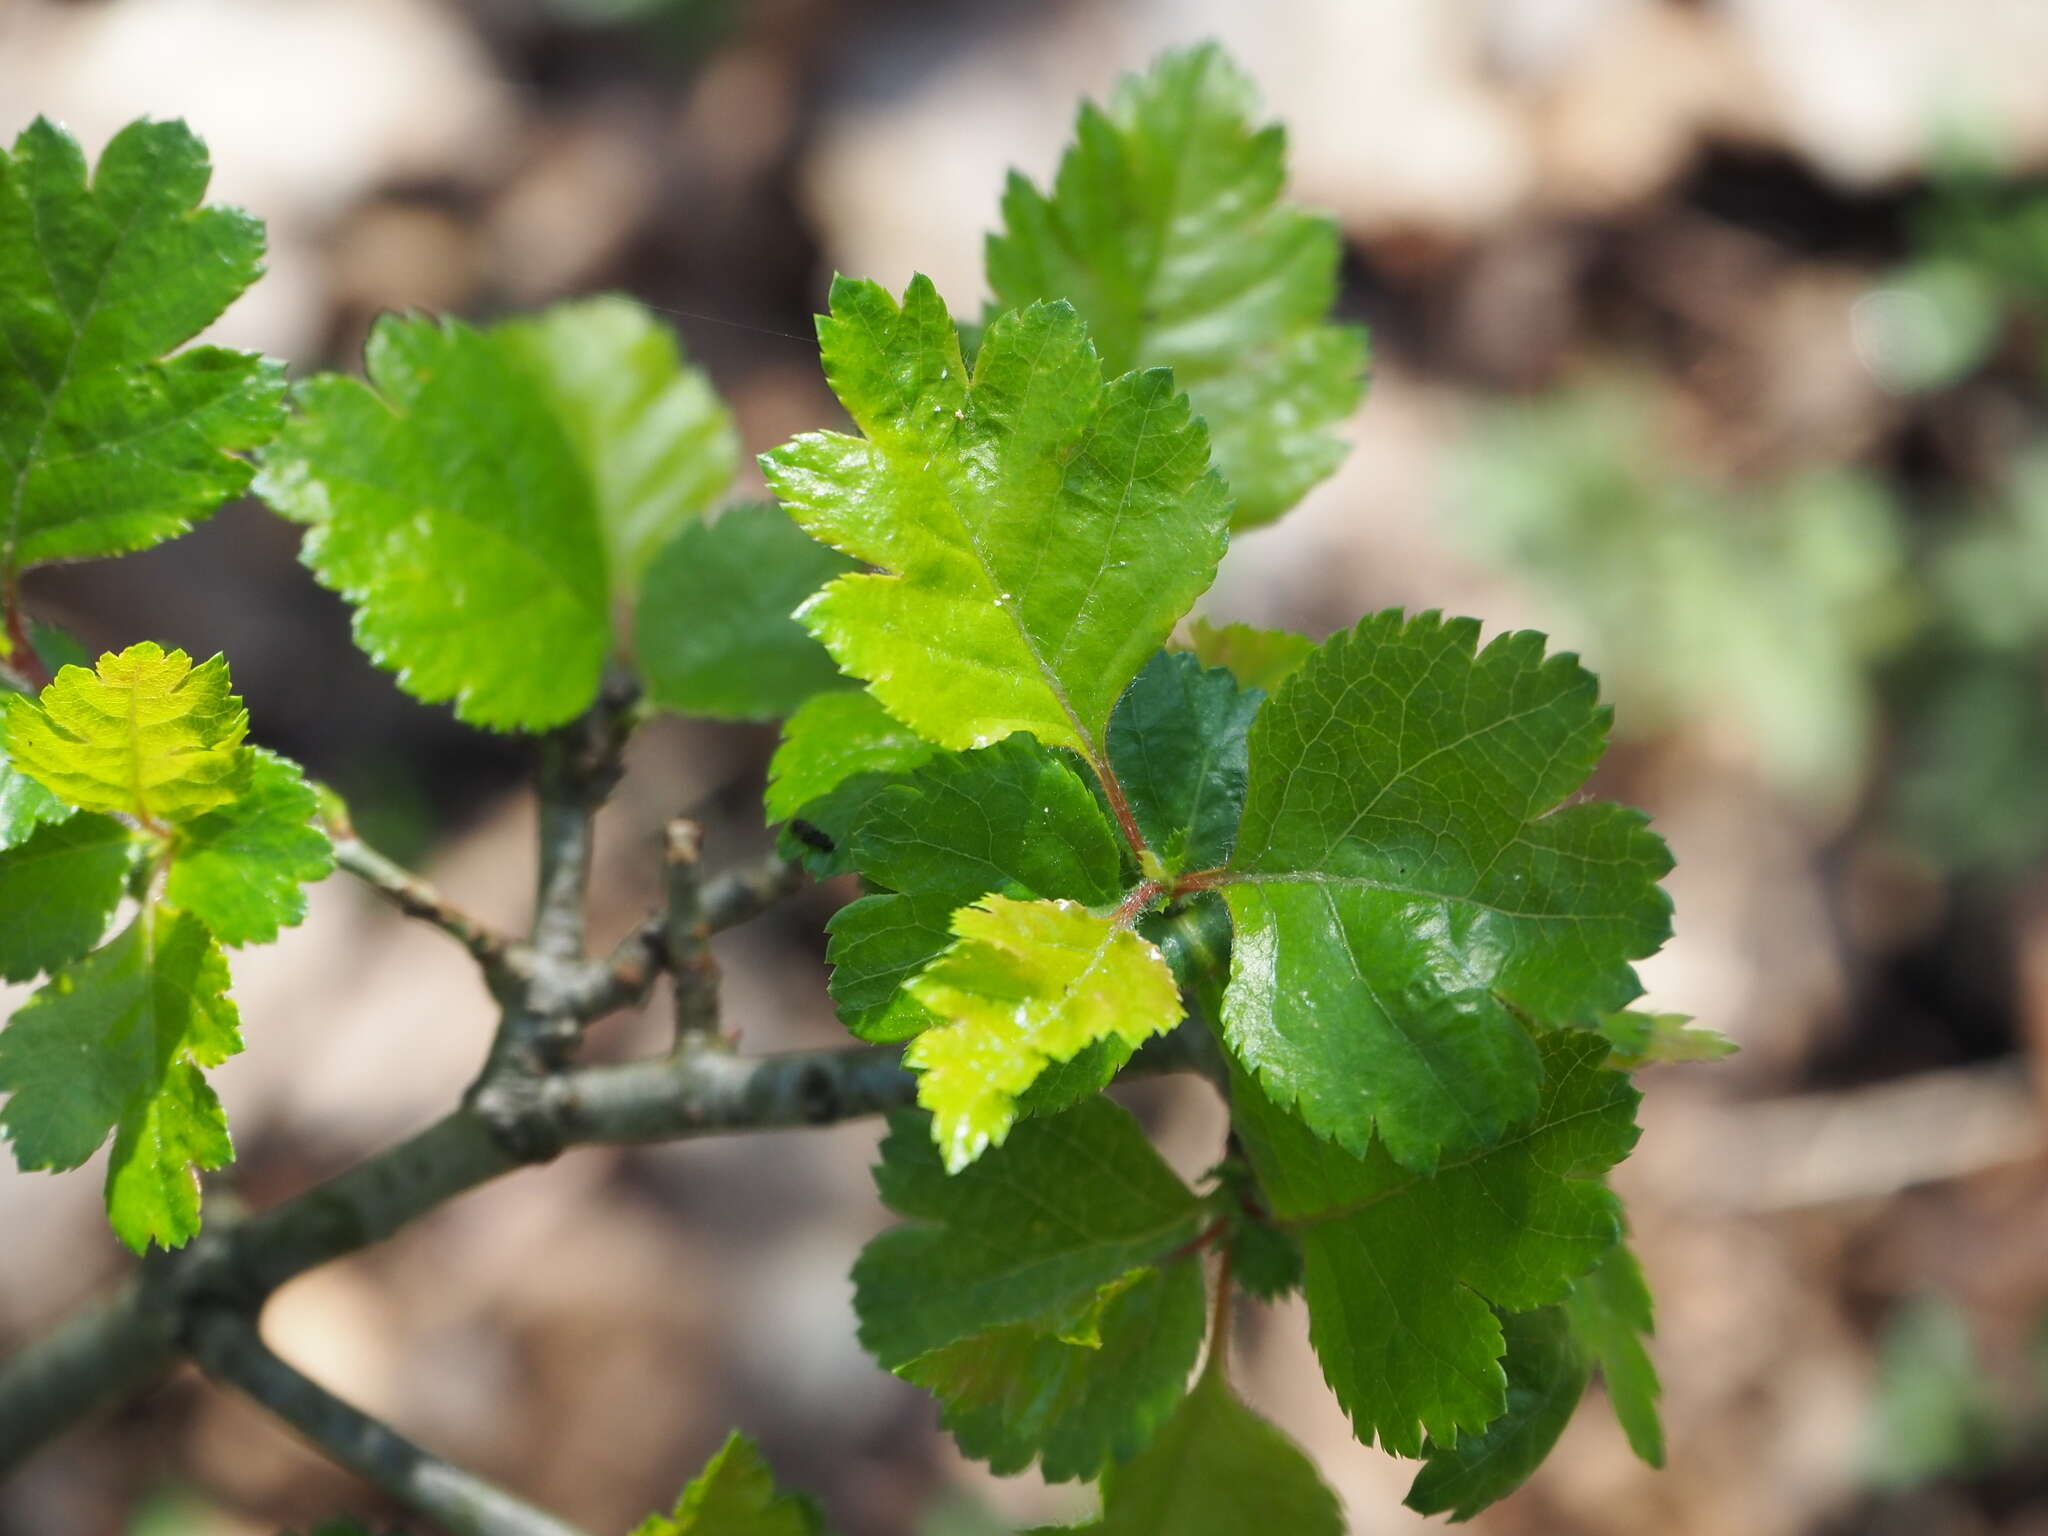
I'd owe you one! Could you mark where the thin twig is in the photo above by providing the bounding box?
[188,1310,592,1536]
[332,836,521,988]
[662,820,720,1046]
[0,1025,1214,1478]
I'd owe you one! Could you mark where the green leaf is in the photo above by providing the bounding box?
[1406,1306,1588,1521]
[1180,617,1315,692]
[1106,650,1260,874]
[765,691,938,875]
[0,907,241,1250]
[905,896,1183,1171]
[1597,1010,1738,1069]
[165,748,333,946]
[1051,1366,1344,1535]
[493,293,738,587]
[631,1431,823,1536]
[258,298,735,731]
[764,689,936,827]
[0,813,133,980]
[637,503,855,721]
[1231,1031,1638,1458]
[0,744,71,852]
[902,1262,1205,1482]
[2,643,248,824]
[828,735,1123,1041]
[762,276,1230,760]
[986,44,1366,531]
[1219,610,1672,1168]
[0,118,285,577]
[853,1099,1204,1370]
[1563,1242,1664,1467]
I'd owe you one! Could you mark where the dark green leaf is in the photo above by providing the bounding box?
[1106,649,1260,874]
[0,812,133,981]
[165,748,334,946]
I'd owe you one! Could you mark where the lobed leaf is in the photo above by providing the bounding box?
[636,503,855,721]
[827,735,1123,1041]
[762,276,1229,759]
[903,1263,1205,1483]
[853,1100,1204,1370]
[631,1431,823,1536]
[1231,1031,1639,1457]
[1105,649,1261,874]
[164,747,333,946]
[0,118,284,580]
[905,896,1183,1171]
[1220,609,1673,1169]
[1563,1242,1664,1466]
[3,643,248,824]
[1404,1306,1589,1521]
[0,907,241,1250]
[0,812,133,981]
[1043,1366,1344,1535]
[258,298,736,731]
[986,44,1367,531]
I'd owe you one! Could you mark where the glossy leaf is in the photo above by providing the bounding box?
[0,907,241,1250]
[0,118,284,578]
[636,503,855,721]
[828,735,1123,1041]
[986,44,1366,530]
[1220,609,1672,1168]
[165,748,333,946]
[1232,1032,1638,1458]
[631,1431,822,1536]
[1106,649,1260,874]
[1049,1366,1344,1535]
[903,1262,1205,1482]
[0,813,133,981]
[762,276,1229,759]
[905,896,1183,1171]
[853,1100,1204,1371]
[2,643,248,824]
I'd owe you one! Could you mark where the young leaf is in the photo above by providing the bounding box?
[1047,1366,1344,1536]
[0,118,285,578]
[902,1262,1205,1483]
[1180,617,1315,692]
[764,691,938,875]
[493,294,738,587]
[1231,1032,1638,1458]
[631,1431,823,1536]
[3,643,248,824]
[986,45,1367,531]
[828,735,1124,1041]
[1219,610,1673,1169]
[853,1100,1204,1371]
[258,298,735,731]
[1597,1010,1738,1069]
[1563,1242,1664,1466]
[0,813,133,981]
[164,748,334,946]
[1105,650,1261,874]
[0,907,241,1251]
[762,276,1230,760]
[0,745,71,852]
[1404,1306,1590,1521]
[636,503,855,721]
[905,896,1183,1171]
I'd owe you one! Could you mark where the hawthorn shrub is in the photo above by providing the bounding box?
[0,44,1724,1535]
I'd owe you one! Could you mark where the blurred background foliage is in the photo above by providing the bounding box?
[13,1,2048,1533]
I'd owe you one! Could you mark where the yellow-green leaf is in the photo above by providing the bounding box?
[2,643,247,824]
[905,895,1182,1171]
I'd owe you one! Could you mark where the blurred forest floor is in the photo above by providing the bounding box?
[10,1,2048,1532]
